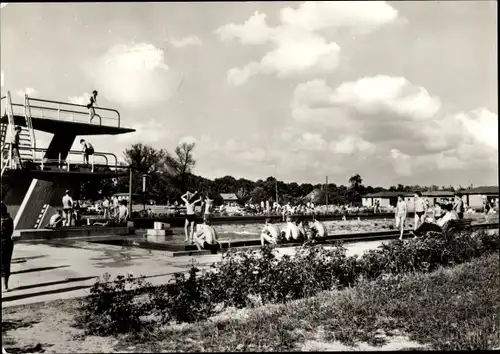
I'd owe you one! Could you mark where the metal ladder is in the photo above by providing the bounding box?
[0,91,37,176]
[1,91,16,176]
[23,93,36,159]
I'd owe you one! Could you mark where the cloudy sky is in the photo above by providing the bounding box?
[1,1,497,187]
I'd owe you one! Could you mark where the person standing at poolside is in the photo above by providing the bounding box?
[413,191,427,232]
[1,203,14,292]
[395,195,407,240]
[181,191,202,243]
[62,190,74,227]
[87,90,99,124]
[102,197,111,219]
[203,193,214,220]
[453,193,465,220]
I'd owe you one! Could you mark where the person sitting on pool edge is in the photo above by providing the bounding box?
[47,210,63,229]
[281,215,304,243]
[412,203,458,237]
[309,215,328,240]
[260,218,282,246]
[193,218,220,254]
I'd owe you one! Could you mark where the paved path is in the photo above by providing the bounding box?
[1,240,385,308]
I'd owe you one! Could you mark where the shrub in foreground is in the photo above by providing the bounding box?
[78,229,498,335]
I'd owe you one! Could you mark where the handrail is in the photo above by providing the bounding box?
[1,143,126,173]
[28,97,121,127]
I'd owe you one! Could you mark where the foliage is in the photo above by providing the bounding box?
[78,229,498,337]
[78,273,153,335]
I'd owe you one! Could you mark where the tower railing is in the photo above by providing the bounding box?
[1,143,128,174]
[5,97,121,128]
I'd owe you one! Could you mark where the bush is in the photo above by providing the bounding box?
[78,229,499,335]
[78,273,153,335]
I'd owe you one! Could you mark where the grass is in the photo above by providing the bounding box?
[3,253,498,352]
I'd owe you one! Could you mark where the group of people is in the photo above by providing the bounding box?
[260,215,328,246]
[393,191,467,240]
[46,191,129,229]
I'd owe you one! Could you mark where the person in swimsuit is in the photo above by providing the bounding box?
[1,203,14,292]
[62,190,74,226]
[181,191,202,243]
[80,139,95,165]
[11,126,22,169]
[395,195,407,240]
[282,216,303,243]
[260,218,281,246]
[193,218,220,254]
[87,90,99,124]
[453,193,465,220]
[203,193,214,221]
[413,191,427,232]
[310,215,328,240]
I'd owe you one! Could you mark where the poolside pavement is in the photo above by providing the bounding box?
[1,239,385,308]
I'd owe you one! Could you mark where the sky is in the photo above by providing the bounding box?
[0,1,498,188]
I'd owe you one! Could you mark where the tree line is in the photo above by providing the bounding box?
[79,143,469,206]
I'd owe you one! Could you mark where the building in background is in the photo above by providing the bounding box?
[462,186,499,209]
[220,193,239,206]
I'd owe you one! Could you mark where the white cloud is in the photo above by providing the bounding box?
[293,76,441,121]
[116,118,168,145]
[297,132,327,151]
[86,43,183,109]
[169,35,202,48]
[455,108,498,150]
[290,75,498,177]
[216,2,399,85]
[68,92,91,105]
[390,148,412,176]
[179,136,197,145]
[329,135,376,155]
[279,1,398,34]
[16,87,38,97]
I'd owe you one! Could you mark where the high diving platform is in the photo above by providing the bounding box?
[1,91,135,231]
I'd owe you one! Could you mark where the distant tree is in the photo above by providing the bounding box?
[346,174,365,206]
[250,186,267,204]
[122,143,174,203]
[165,142,196,191]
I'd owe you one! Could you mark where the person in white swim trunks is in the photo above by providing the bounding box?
[260,218,281,246]
[181,191,202,243]
[193,218,220,254]
[395,195,407,240]
[413,191,427,231]
[282,216,304,243]
[309,215,328,240]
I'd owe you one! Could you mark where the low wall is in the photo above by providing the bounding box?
[16,226,131,241]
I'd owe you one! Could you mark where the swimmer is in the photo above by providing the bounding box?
[413,191,427,232]
[193,218,220,254]
[260,218,281,245]
[181,191,202,243]
[394,195,407,240]
[203,193,214,219]
[309,215,328,240]
[282,216,304,243]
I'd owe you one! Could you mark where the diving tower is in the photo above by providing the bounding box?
[0,91,135,230]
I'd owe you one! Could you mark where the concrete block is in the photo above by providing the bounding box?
[147,229,166,236]
[145,234,173,243]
